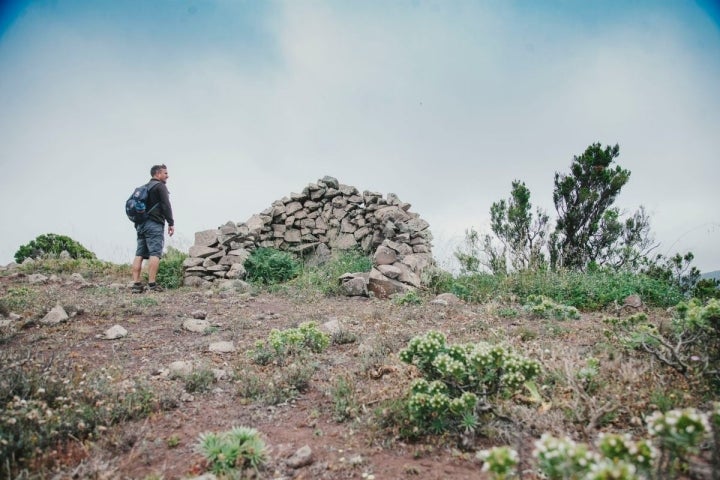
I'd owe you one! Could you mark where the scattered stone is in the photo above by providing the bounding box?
[183,318,211,333]
[430,293,462,306]
[69,273,88,284]
[28,273,49,284]
[212,369,228,381]
[40,305,69,325]
[103,325,128,340]
[623,294,643,309]
[321,318,342,335]
[286,445,314,469]
[339,273,369,297]
[209,341,235,353]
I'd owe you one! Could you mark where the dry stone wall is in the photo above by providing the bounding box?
[183,176,434,297]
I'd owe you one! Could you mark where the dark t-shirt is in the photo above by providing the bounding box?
[146,180,174,227]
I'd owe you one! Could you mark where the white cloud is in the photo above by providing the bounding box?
[0,1,718,271]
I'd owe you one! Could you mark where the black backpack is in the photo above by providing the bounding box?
[125,180,160,224]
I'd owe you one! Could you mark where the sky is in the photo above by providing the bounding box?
[1,0,718,273]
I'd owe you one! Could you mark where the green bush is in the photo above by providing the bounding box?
[0,287,38,316]
[605,298,720,392]
[445,269,683,310]
[196,426,267,476]
[523,294,580,320]
[0,360,157,476]
[394,290,422,305]
[244,248,300,285]
[398,330,541,436]
[251,321,330,366]
[14,233,96,263]
[16,256,130,280]
[480,405,720,480]
[292,249,372,295]
[156,247,187,289]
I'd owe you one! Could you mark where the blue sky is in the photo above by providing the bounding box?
[1,0,718,271]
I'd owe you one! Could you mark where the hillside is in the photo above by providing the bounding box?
[701,270,720,281]
[0,266,717,479]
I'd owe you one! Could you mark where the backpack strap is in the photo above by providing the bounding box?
[146,180,162,214]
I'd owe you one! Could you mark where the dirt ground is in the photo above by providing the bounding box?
[0,272,636,479]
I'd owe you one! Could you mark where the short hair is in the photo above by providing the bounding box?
[150,164,167,176]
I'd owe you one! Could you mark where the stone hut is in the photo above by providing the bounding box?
[183,176,434,297]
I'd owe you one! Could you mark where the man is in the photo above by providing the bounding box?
[131,164,175,293]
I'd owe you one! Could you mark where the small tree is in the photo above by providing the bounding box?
[14,233,96,263]
[550,143,654,271]
[642,251,701,296]
[485,180,549,273]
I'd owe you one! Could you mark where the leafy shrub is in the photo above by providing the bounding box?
[182,368,216,393]
[445,269,683,310]
[480,405,720,480]
[236,361,318,406]
[292,249,372,295]
[196,426,267,476]
[252,321,329,365]
[14,233,96,263]
[244,248,300,285]
[398,331,541,436]
[394,290,422,305]
[0,287,38,316]
[0,359,158,475]
[523,295,580,320]
[694,278,720,301]
[422,265,456,294]
[331,375,358,422]
[605,298,720,392]
[156,247,187,289]
[478,446,519,479]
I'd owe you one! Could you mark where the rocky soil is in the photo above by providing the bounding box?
[0,271,666,480]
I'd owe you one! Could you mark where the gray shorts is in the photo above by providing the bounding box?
[135,220,165,259]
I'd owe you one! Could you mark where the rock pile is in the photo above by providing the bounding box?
[183,176,434,296]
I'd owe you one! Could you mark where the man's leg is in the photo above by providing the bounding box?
[132,256,144,283]
[147,255,161,284]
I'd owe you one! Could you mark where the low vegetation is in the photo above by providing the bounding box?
[1,144,719,478]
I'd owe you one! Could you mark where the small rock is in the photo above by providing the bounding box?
[286,445,314,469]
[69,273,87,283]
[28,273,49,284]
[191,310,208,320]
[623,294,643,309]
[103,325,128,340]
[183,318,211,333]
[209,341,235,353]
[321,318,342,335]
[431,293,462,306]
[40,305,69,325]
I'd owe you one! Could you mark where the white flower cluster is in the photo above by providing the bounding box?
[596,432,656,471]
[646,407,710,450]
[478,446,519,475]
[585,458,638,480]
[533,433,599,478]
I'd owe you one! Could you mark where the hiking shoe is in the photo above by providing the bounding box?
[147,283,164,292]
[131,283,145,294]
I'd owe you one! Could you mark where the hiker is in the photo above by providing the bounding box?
[131,164,175,293]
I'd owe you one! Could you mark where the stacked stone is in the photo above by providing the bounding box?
[183,176,433,295]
